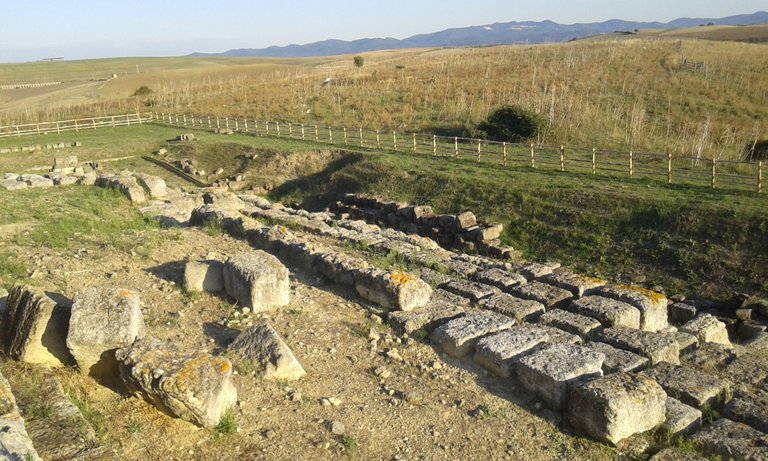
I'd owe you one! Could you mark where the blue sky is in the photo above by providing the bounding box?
[1,0,765,62]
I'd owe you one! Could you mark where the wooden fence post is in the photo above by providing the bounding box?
[711,159,717,189]
[74,119,78,133]
[560,145,565,171]
[359,127,363,146]
[265,121,269,135]
[36,123,40,135]
[759,161,763,193]
[668,153,672,184]
[592,148,596,174]
[393,131,397,150]
[454,137,459,158]
[207,116,211,129]
[477,140,482,162]
[343,127,347,144]
[301,124,305,140]
[276,122,281,137]
[183,114,187,127]
[376,130,380,148]
[433,135,437,156]
[111,116,116,128]
[15,124,20,137]
[629,150,634,177]
[235,119,239,131]
[92,118,96,130]
[315,125,319,141]
[244,119,248,132]
[225,117,230,129]
[56,122,60,134]
[329,127,333,143]
[288,123,293,137]
[503,142,507,166]
[413,133,417,153]
[530,143,535,168]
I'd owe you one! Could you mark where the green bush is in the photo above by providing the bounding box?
[353,56,364,68]
[744,139,768,161]
[132,86,153,97]
[477,106,542,143]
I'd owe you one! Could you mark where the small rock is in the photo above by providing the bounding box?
[327,420,346,435]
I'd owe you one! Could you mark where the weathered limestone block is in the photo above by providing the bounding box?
[474,326,549,377]
[588,285,668,332]
[649,448,707,461]
[569,373,666,445]
[26,175,54,188]
[76,172,97,186]
[676,332,699,352]
[52,155,78,172]
[0,285,71,368]
[116,337,236,428]
[52,175,78,186]
[190,204,245,232]
[517,343,604,410]
[669,302,697,324]
[441,279,500,302]
[594,327,680,365]
[724,388,768,433]
[67,287,145,376]
[228,321,305,381]
[540,270,605,297]
[355,269,432,311]
[509,281,573,309]
[587,342,648,374]
[538,309,602,337]
[109,176,146,203]
[680,314,731,347]
[639,362,731,408]
[473,268,526,290]
[681,342,738,371]
[1,179,27,190]
[314,252,369,286]
[223,251,290,311]
[537,324,583,344]
[663,397,702,437]
[184,260,224,293]
[479,293,545,323]
[430,311,515,358]
[0,371,42,461]
[725,354,768,387]
[388,298,465,336]
[469,224,503,241]
[442,259,481,278]
[513,261,561,280]
[136,174,167,199]
[202,191,245,211]
[691,419,768,461]
[570,296,641,329]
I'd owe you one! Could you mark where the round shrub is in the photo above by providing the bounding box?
[477,106,543,143]
[745,140,768,161]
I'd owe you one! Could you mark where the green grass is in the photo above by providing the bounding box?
[340,435,357,455]
[215,409,237,436]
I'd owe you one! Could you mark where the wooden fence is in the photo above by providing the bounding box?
[154,113,764,195]
[0,113,153,139]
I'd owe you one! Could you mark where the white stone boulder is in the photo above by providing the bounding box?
[355,268,432,311]
[680,314,731,347]
[184,260,224,293]
[223,251,290,311]
[228,321,305,381]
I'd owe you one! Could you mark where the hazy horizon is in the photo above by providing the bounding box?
[1,0,766,63]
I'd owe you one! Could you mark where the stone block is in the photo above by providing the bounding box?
[355,269,432,311]
[473,268,526,290]
[136,174,167,199]
[455,211,477,231]
[184,260,224,293]
[388,300,465,336]
[441,279,500,302]
[587,342,648,374]
[588,285,668,332]
[478,293,545,323]
[538,309,602,337]
[725,354,768,387]
[203,191,245,211]
[724,388,768,433]
[649,448,707,461]
[517,343,604,410]
[430,311,515,358]
[537,325,583,344]
[1,179,27,191]
[469,224,503,241]
[26,175,54,188]
[570,296,641,329]
[473,326,549,377]
[640,362,731,408]
[664,397,702,437]
[442,259,481,278]
[509,281,573,309]
[52,175,78,186]
[513,261,561,279]
[669,302,697,324]
[540,270,605,297]
[314,252,370,286]
[223,251,290,311]
[0,285,72,368]
[680,314,731,347]
[594,327,680,365]
[676,332,699,352]
[691,418,768,461]
[681,342,738,371]
[67,287,145,376]
[569,373,666,445]
[228,321,305,381]
[116,337,237,428]
[0,371,42,460]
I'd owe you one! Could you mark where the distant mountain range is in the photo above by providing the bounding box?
[190,11,768,58]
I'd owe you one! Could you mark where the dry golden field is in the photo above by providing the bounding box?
[1,37,767,160]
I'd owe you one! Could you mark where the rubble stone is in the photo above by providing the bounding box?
[517,343,604,410]
[135,174,167,199]
[228,321,305,381]
[116,337,237,428]
[0,371,42,460]
[569,373,666,445]
[355,269,432,311]
[669,303,697,324]
[223,251,290,311]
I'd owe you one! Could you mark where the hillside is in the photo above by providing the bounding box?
[190,11,768,58]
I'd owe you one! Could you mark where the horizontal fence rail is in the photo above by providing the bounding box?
[0,113,153,139]
[153,112,764,195]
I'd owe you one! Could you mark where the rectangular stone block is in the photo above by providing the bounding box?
[588,285,668,332]
[473,326,549,377]
[569,373,666,445]
[540,270,605,297]
[224,251,290,311]
[517,343,604,410]
[538,309,602,337]
[355,269,432,311]
[441,280,500,302]
[509,281,573,309]
[570,296,641,329]
[587,342,648,374]
[184,260,224,293]
[680,314,732,347]
[691,419,768,461]
[595,327,680,365]
[724,388,768,433]
[639,362,731,408]
[664,397,702,437]
[513,261,561,280]
[478,293,544,323]
[473,268,526,290]
[430,311,514,358]
[388,300,465,336]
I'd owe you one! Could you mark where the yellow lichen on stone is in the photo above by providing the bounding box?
[616,284,666,303]
[389,271,416,287]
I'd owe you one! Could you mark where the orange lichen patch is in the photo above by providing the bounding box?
[586,277,606,285]
[212,357,231,375]
[389,271,416,287]
[118,289,132,298]
[616,284,667,303]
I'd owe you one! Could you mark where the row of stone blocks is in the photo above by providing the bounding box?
[0,141,79,155]
[0,282,305,444]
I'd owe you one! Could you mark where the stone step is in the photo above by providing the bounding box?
[508,281,573,309]
[593,327,680,365]
[691,418,768,461]
[539,270,604,298]
[387,298,466,336]
[585,342,648,374]
[663,397,702,438]
[473,268,526,290]
[478,293,545,323]
[587,285,668,332]
[441,279,500,302]
[639,362,731,409]
[724,388,768,434]
[473,326,550,378]
[430,311,515,358]
[569,296,641,329]
[537,309,602,338]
